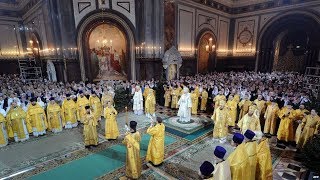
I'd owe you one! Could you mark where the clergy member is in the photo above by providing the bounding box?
[123,121,142,179]
[256,138,272,180]
[227,133,250,180]
[164,86,171,107]
[83,105,98,148]
[47,97,63,133]
[263,100,279,135]
[191,90,199,115]
[238,95,252,119]
[26,97,48,137]
[0,110,8,147]
[198,161,215,180]
[213,146,231,180]
[133,86,143,115]
[177,87,192,123]
[76,91,90,123]
[61,94,78,129]
[145,89,156,118]
[277,104,295,143]
[244,130,258,180]
[89,92,102,121]
[171,85,179,109]
[6,101,29,142]
[146,117,165,166]
[226,95,238,126]
[213,91,226,110]
[200,87,208,111]
[237,106,261,134]
[211,100,230,143]
[296,109,320,149]
[104,101,119,140]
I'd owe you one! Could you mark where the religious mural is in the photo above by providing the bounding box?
[89,24,127,80]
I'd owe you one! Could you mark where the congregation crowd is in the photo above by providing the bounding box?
[0,71,319,179]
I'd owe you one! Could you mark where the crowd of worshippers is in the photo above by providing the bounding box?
[162,71,319,148]
[0,74,159,148]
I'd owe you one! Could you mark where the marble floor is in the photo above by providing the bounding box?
[0,105,313,180]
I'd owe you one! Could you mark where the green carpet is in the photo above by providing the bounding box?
[30,134,176,180]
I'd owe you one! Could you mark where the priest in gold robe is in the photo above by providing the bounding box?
[296,109,320,149]
[0,111,8,147]
[256,137,272,180]
[191,90,199,115]
[146,117,165,166]
[277,104,295,143]
[76,91,90,123]
[253,95,266,117]
[26,97,48,137]
[6,101,29,142]
[171,86,179,109]
[61,94,78,129]
[227,133,250,180]
[213,91,226,110]
[83,105,98,147]
[238,95,252,119]
[198,161,215,179]
[226,95,238,126]
[89,92,102,121]
[164,86,171,107]
[145,89,156,118]
[123,121,142,179]
[200,88,208,111]
[213,146,231,180]
[47,97,63,133]
[211,100,230,143]
[263,100,279,135]
[101,90,114,108]
[104,101,119,140]
[237,106,261,135]
[244,130,258,180]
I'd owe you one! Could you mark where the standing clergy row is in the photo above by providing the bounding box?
[198,130,272,180]
[122,117,165,179]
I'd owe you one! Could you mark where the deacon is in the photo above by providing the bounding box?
[146,117,165,166]
[89,92,102,121]
[123,121,142,179]
[296,109,320,149]
[26,97,48,137]
[61,94,78,129]
[83,105,98,147]
[244,130,258,180]
[104,101,119,140]
[237,106,261,135]
[256,137,273,180]
[171,85,179,109]
[47,97,63,133]
[198,161,215,180]
[76,91,90,123]
[177,87,192,123]
[6,101,29,142]
[213,146,231,180]
[211,100,230,143]
[227,133,250,180]
[145,89,156,118]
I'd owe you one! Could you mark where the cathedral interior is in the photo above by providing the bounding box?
[0,0,320,179]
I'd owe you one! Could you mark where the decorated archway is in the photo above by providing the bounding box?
[77,12,136,81]
[196,31,217,73]
[256,11,320,72]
